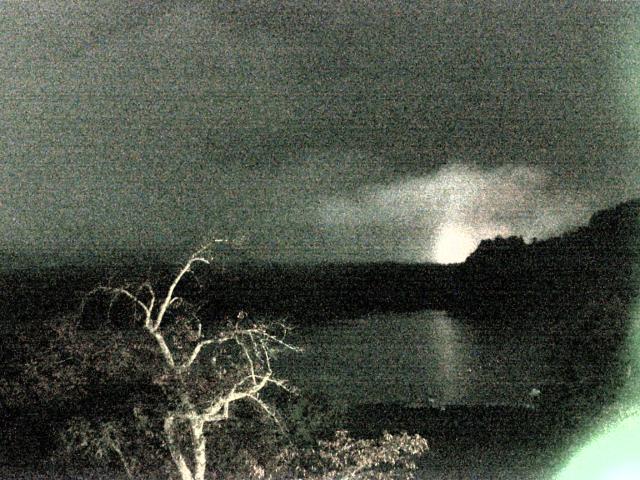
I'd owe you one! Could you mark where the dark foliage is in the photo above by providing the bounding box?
[1,199,638,474]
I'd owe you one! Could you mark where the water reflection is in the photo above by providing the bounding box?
[276,310,484,406]
[423,312,473,405]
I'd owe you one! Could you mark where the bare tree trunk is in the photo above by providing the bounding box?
[191,416,207,480]
[164,415,195,480]
[111,443,134,480]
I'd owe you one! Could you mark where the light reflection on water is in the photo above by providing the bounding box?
[275,310,563,406]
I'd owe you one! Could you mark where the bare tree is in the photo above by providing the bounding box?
[3,244,430,479]
[83,245,299,480]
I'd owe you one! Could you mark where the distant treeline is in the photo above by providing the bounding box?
[1,199,638,468]
[451,198,640,323]
[449,199,640,406]
[0,199,638,332]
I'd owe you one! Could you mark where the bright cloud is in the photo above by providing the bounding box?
[318,163,595,263]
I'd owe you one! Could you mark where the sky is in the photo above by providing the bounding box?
[1,0,640,265]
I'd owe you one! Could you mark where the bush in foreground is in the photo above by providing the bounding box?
[2,246,429,479]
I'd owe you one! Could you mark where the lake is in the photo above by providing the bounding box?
[275,310,576,407]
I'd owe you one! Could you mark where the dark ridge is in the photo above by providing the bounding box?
[1,199,638,472]
[0,199,637,332]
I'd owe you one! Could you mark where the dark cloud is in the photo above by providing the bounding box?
[1,1,638,264]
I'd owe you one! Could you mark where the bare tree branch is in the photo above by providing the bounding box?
[260,339,272,374]
[92,286,151,322]
[153,254,211,332]
[180,332,239,371]
[236,337,257,385]
[137,281,156,318]
[76,244,298,480]
[147,327,176,369]
[236,328,302,353]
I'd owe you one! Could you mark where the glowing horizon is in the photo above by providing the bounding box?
[431,224,479,264]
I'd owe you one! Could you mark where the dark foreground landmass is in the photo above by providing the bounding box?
[0,400,597,479]
[346,402,576,479]
[1,199,639,478]
[1,199,638,331]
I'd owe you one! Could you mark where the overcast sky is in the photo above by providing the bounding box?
[2,1,639,265]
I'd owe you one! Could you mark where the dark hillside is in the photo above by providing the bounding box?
[450,199,640,409]
[453,198,640,324]
[0,262,456,331]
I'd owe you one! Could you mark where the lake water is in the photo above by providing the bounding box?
[275,310,572,407]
